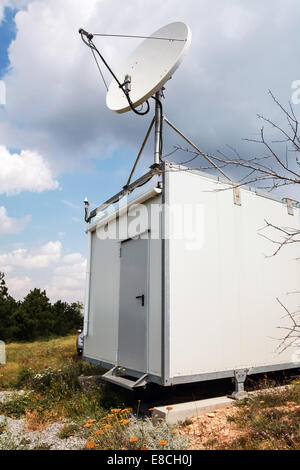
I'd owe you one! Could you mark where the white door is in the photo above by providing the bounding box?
[118,237,148,372]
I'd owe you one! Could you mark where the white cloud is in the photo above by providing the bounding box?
[1,241,86,302]
[0,206,30,235]
[0,146,58,195]
[46,256,86,302]
[62,252,84,264]
[0,2,5,23]
[1,0,299,177]
[0,0,11,23]
[39,253,86,303]
[0,241,61,269]
[0,0,31,24]
[1,264,13,274]
[5,275,34,299]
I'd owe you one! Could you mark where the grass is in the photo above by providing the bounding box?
[0,335,299,450]
[58,423,79,439]
[0,335,139,437]
[0,334,131,425]
[0,362,133,426]
[0,335,189,450]
[213,381,300,450]
[0,335,80,389]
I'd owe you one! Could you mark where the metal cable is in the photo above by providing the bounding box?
[92,33,186,42]
[90,46,108,91]
[80,30,150,116]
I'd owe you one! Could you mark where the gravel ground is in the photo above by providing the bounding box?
[0,391,86,450]
[0,390,28,403]
[0,415,87,450]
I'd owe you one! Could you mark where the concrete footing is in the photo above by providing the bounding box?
[149,384,295,424]
[150,396,234,425]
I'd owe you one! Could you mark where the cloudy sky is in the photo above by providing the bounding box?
[0,0,299,302]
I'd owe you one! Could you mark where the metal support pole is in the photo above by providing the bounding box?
[125,117,155,187]
[163,116,232,182]
[154,90,163,165]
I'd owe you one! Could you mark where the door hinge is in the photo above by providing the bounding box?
[233,186,241,206]
[282,198,298,216]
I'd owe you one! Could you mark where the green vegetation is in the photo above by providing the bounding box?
[0,335,188,450]
[83,411,189,450]
[0,335,81,388]
[213,383,300,450]
[0,333,299,450]
[0,272,82,342]
[0,310,299,450]
[0,335,134,426]
[58,423,79,439]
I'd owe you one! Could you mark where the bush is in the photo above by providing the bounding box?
[0,273,84,342]
[82,409,189,450]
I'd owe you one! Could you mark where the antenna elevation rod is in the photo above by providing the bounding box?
[163,116,231,182]
[154,90,163,165]
[126,117,155,187]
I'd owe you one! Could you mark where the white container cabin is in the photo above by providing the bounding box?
[82,162,300,394]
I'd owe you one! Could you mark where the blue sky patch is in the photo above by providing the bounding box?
[0,7,17,78]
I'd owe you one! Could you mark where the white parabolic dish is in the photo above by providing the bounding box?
[106,22,191,114]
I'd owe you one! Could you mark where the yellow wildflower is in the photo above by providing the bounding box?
[158,440,168,446]
[120,419,131,425]
[86,440,97,449]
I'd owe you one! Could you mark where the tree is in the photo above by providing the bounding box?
[0,272,83,342]
[52,300,83,336]
[0,272,8,301]
[0,272,17,341]
[11,289,55,341]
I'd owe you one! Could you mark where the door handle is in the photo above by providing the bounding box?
[136,294,145,306]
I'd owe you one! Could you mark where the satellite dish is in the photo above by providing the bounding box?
[106,22,191,114]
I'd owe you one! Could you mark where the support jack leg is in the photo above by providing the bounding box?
[230,369,249,400]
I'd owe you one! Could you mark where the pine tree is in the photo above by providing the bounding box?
[0,272,8,301]
[0,272,17,341]
[12,289,55,341]
[52,300,83,336]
